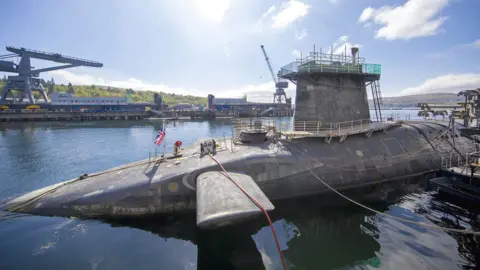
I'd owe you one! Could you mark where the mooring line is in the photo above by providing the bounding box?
[288,123,462,172]
[285,138,480,235]
[303,165,480,235]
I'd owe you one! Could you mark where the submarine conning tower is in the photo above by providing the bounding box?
[278,46,383,130]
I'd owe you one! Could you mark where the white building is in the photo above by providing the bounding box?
[212,97,247,105]
[50,92,129,105]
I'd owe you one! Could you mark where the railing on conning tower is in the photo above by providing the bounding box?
[278,51,381,78]
[231,118,277,143]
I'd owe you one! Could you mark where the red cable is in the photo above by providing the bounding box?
[208,154,287,270]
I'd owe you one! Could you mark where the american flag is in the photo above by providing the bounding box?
[154,122,166,146]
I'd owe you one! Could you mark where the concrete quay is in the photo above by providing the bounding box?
[0,111,148,122]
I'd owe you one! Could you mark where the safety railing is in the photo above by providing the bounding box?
[278,61,381,77]
[441,153,467,169]
[441,149,480,170]
[291,118,375,136]
[231,117,277,141]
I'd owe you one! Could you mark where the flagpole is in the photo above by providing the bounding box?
[163,120,166,157]
[162,141,166,157]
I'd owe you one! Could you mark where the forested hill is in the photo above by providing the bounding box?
[0,79,207,106]
[369,93,463,108]
[0,77,465,107]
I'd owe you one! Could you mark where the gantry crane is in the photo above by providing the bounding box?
[260,45,288,104]
[0,46,103,104]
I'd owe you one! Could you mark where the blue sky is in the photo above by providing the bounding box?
[1,0,479,102]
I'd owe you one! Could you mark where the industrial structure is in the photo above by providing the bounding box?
[279,46,383,128]
[50,92,129,105]
[207,93,292,117]
[260,45,291,104]
[2,44,477,241]
[0,46,103,104]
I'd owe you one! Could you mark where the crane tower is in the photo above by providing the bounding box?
[0,46,103,104]
[260,45,289,104]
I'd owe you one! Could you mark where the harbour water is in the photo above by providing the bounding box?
[1,110,479,270]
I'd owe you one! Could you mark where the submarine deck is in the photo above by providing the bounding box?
[2,138,286,215]
[3,119,475,218]
[282,120,400,139]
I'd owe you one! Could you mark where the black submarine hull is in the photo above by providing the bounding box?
[1,121,473,218]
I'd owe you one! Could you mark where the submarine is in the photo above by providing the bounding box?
[2,47,476,229]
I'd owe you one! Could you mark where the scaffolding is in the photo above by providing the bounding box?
[278,50,381,79]
[278,47,383,122]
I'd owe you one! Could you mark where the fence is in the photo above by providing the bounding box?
[291,118,376,137]
[441,147,480,170]
[231,118,277,142]
[278,61,381,77]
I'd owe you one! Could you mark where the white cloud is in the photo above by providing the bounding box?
[474,40,480,49]
[47,70,296,103]
[255,1,311,33]
[262,6,277,20]
[326,36,361,55]
[292,49,301,58]
[333,42,361,55]
[272,0,311,29]
[358,0,450,40]
[338,35,348,43]
[254,6,277,33]
[194,0,230,24]
[426,39,480,59]
[295,29,307,40]
[399,73,480,96]
[358,7,375,23]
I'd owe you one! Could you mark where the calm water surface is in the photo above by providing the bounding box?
[1,110,479,270]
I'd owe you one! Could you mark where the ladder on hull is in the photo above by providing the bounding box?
[371,80,383,122]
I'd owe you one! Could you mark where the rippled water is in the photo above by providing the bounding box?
[1,111,479,270]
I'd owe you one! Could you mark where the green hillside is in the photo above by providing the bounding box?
[0,77,466,108]
[0,79,207,106]
[369,93,463,108]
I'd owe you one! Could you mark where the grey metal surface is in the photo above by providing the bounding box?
[196,171,274,229]
[1,122,475,218]
[294,76,371,123]
[239,130,267,143]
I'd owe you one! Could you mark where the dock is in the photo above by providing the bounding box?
[0,111,148,122]
[431,151,480,202]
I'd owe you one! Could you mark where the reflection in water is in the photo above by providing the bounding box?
[1,114,480,269]
[104,196,384,270]
[426,192,480,269]
[1,176,480,269]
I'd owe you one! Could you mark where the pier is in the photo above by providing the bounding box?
[0,111,148,122]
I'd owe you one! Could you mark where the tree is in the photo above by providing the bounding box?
[67,82,74,94]
[2,74,6,82]
[48,77,55,94]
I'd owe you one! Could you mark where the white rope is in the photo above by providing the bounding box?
[289,122,463,172]
[304,166,480,235]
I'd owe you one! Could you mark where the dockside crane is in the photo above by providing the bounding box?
[0,46,103,104]
[260,45,289,104]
